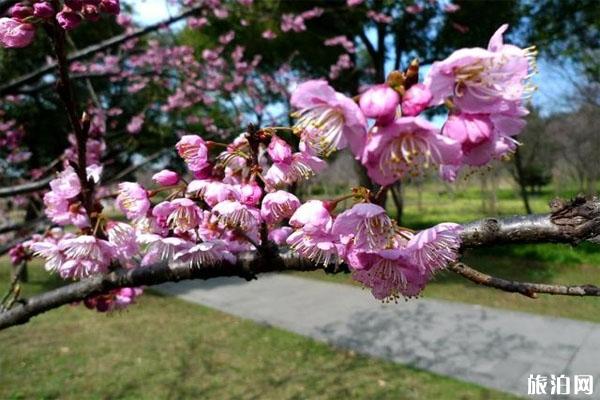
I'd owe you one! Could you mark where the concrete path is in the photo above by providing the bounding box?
[156,275,600,398]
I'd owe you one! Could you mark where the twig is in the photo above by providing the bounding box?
[0,262,25,312]
[448,262,600,298]
[0,177,52,198]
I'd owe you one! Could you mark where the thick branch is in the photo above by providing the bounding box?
[0,177,52,198]
[449,263,600,298]
[460,196,600,247]
[0,6,203,96]
[0,252,333,330]
[1,197,600,330]
[0,217,47,235]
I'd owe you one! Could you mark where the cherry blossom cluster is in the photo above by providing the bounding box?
[0,0,120,48]
[13,22,536,310]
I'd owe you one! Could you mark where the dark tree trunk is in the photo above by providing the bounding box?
[513,148,533,214]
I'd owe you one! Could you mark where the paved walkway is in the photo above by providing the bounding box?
[156,275,600,398]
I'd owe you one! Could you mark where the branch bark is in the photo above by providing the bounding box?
[0,177,52,198]
[1,196,600,330]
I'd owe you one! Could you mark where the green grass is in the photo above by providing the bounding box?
[0,266,515,400]
[294,181,600,323]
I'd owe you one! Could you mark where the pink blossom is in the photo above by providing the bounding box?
[367,11,392,24]
[291,80,367,157]
[176,134,209,172]
[49,166,81,199]
[8,244,26,265]
[152,169,180,186]
[261,190,301,225]
[264,151,326,188]
[362,117,462,185]
[173,240,235,267]
[281,14,306,33]
[401,83,432,116]
[329,54,353,81]
[56,10,82,30]
[10,4,32,19]
[267,135,292,162]
[405,4,423,14]
[151,201,175,229]
[332,203,395,253]
[126,113,144,134]
[106,221,139,261]
[29,233,71,274]
[166,198,203,231]
[262,29,277,40]
[442,111,524,166]
[43,192,89,228]
[359,84,399,126]
[187,180,237,207]
[0,18,35,48]
[116,182,150,219]
[58,235,116,278]
[347,0,364,5]
[84,287,143,313]
[137,234,189,266]
[425,24,536,114]
[237,183,262,206]
[289,200,332,230]
[406,223,462,274]
[351,250,428,300]
[324,35,355,53]
[212,200,258,230]
[219,30,235,45]
[287,226,339,265]
[268,226,293,245]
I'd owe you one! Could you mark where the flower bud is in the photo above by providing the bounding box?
[33,2,55,19]
[152,170,180,186]
[56,10,82,30]
[10,3,33,19]
[359,84,399,126]
[401,83,432,116]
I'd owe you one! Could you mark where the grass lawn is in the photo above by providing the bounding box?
[0,264,516,400]
[294,181,600,323]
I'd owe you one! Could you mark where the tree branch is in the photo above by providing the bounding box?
[1,196,600,330]
[0,6,203,96]
[0,217,47,235]
[448,263,600,298]
[0,177,52,198]
[460,196,600,247]
[0,251,329,330]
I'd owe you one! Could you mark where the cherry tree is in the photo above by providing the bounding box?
[0,0,600,330]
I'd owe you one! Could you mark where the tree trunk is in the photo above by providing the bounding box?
[513,148,532,214]
[390,183,403,224]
